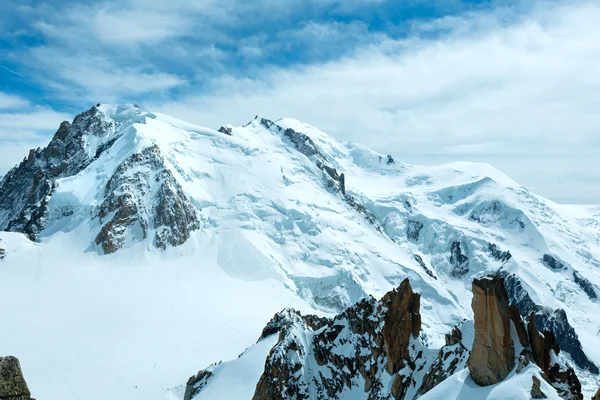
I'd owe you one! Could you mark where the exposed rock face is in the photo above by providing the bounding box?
[184,370,213,400]
[0,356,31,400]
[592,388,600,400]
[548,365,583,400]
[95,145,200,254]
[217,126,232,135]
[406,220,423,242]
[488,243,512,263]
[413,254,436,279]
[572,271,597,300]
[416,326,469,397]
[467,276,515,386]
[501,272,598,374]
[527,314,559,375]
[449,241,469,277]
[531,375,547,399]
[509,305,529,348]
[381,280,422,375]
[251,279,428,400]
[0,105,117,239]
[542,254,567,271]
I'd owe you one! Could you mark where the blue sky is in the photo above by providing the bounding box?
[1,0,599,203]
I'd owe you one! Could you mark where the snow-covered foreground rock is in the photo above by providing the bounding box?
[0,104,599,399]
[183,276,587,400]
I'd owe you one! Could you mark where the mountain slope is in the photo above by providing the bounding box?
[0,104,598,399]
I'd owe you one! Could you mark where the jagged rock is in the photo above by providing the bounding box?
[542,254,567,271]
[413,254,436,279]
[509,305,529,347]
[531,375,547,398]
[217,126,232,135]
[95,145,200,254]
[387,155,395,164]
[184,370,213,400]
[258,309,328,341]
[527,313,559,375]
[0,356,31,400]
[449,241,469,277]
[0,105,117,238]
[548,365,583,400]
[417,325,469,396]
[501,272,598,374]
[488,243,512,263]
[572,271,597,300]
[406,220,423,242]
[467,276,515,386]
[381,279,422,374]
[252,278,425,400]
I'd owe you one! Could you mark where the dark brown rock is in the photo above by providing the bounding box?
[527,313,559,375]
[509,305,528,347]
[592,388,600,400]
[467,276,515,386]
[0,356,31,400]
[531,375,546,399]
[381,278,422,375]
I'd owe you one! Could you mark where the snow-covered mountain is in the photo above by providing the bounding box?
[0,104,599,399]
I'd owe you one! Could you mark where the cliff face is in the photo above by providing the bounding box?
[467,276,583,400]
[0,105,117,239]
[467,277,515,386]
[95,144,200,254]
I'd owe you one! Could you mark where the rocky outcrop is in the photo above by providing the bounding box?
[0,105,118,239]
[217,126,232,135]
[501,272,598,374]
[0,356,31,400]
[449,241,469,277]
[416,326,469,397]
[592,388,600,400]
[527,314,559,375]
[467,276,584,400]
[413,254,436,279]
[406,220,423,242]
[251,278,427,400]
[488,243,512,263]
[572,271,597,300]
[531,375,546,399]
[95,145,200,254]
[509,305,529,347]
[381,280,422,375]
[0,240,5,261]
[467,276,515,386]
[184,370,213,400]
[542,254,567,271]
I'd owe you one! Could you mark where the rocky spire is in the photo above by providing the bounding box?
[0,356,32,400]
[467,276,515,386]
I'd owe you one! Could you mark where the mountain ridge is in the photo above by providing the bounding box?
[0,103,599,399]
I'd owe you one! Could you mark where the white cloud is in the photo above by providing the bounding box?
[0,92,30,109]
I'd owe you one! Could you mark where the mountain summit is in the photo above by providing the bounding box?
[0,104,599,399]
